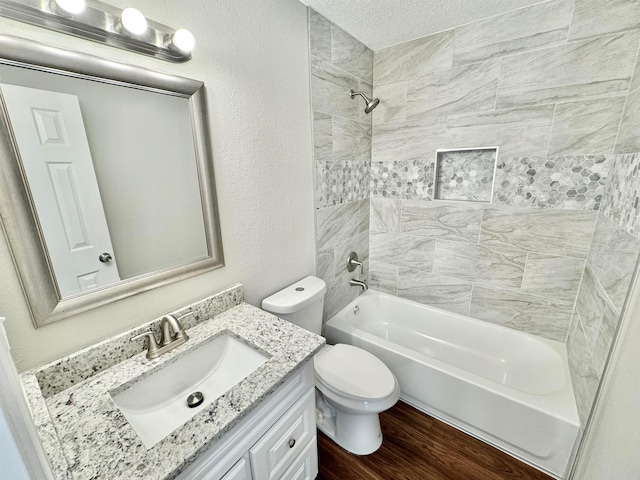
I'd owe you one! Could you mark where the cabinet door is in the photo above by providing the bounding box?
[221,455,252,480]
[278,437,318,480]
[250,390,316,480]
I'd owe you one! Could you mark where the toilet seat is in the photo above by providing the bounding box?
[314,344,397,401]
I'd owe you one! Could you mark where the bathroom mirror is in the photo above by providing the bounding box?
[0,35,224,327]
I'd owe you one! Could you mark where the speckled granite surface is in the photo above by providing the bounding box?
[33,284,245,399]
[21,286,325,480]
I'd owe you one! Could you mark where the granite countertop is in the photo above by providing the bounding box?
[21,288,325,480]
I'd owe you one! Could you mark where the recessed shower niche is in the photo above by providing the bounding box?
[434,148,498,202]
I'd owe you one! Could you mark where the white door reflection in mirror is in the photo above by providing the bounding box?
[0,84,121,297]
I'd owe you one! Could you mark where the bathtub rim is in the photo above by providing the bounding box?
[324,288,580,427]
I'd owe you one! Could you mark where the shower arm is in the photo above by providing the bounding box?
[350,90,367,101]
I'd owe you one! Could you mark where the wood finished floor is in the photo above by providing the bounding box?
[317,401,553,480]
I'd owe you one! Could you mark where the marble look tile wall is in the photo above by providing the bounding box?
[308,0,640,431]
[469,286,575,341]
[479,207,597,258]
[370,0,640,349]
[309,9,373,319]
[566,153,640,423]
[368,153,640,425]
[452,0,573,66]
[496,31,638,109]
[568,0,640,41]
[567,213,640,423]
[445,106,555,157]
[616,88,640,154]
[369,197,591,341]
[372,0,640,168]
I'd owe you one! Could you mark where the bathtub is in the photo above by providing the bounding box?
[324,289,580,478]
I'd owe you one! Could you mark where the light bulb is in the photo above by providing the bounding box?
[50,0,85,15]
[171,29,195,53]
[119,7,147,36]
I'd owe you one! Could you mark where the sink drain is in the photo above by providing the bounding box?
[187,391,204,408]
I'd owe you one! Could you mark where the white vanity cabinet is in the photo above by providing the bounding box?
[177,361,317,480]
[220,456,251,480]
[249,389,316,480]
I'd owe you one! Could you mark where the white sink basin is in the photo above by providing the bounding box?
[110,333,269,448]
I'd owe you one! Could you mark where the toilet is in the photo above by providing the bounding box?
[262,275,400,455]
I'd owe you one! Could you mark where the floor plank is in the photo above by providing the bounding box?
[317,401,553,480]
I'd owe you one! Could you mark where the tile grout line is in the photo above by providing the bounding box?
[470,281,577,305]
[312,108,371,127]
[544,103,559,156]
[566,262,587,345]
[476,205,484,246]
[589,257,621,316]
[492,57,502,111]
[576,310,597,362]
[310,53,374,89]
[520,251,531,293]
[488,27,639,66]
[612,38,640,152]
[372,0,555,54]
[565,0,578,43]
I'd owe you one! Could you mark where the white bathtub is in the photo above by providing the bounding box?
[324,289,580,478]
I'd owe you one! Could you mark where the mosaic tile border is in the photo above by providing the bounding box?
[601,153,640,237]
[370,159,434,200]
[316,159,370,208]
[493,155,610,210]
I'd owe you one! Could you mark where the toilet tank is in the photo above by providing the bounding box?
[262,276,326,335]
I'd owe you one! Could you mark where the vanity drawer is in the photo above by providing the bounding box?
[278,437,318,480]
[221,455,251,480]
[250,389,316,480]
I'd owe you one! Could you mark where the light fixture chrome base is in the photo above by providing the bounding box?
[0,0,192,62]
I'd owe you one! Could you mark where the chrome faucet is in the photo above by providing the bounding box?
[350,278,368,291]
[131,312,192,359]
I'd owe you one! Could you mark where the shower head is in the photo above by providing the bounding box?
[350,89,380,114]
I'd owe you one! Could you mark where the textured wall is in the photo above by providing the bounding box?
[369,0,640,429]
[309,10,373,320]
[0,0,317,371]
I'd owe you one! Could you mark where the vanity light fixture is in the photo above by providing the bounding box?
[167,28,196,54]
[0,0,194,62]
[49,0,86,16]
[116,7,147,36]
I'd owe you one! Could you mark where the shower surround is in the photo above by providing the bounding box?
[309,9,373,320]
[309,0,640,440]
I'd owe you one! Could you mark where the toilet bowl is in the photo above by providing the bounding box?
[262,276,400,455]
[314,344,400,454]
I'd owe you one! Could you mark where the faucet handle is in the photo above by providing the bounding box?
[174,312,192,341]
[346,251,364,274]
[176,311,193,323]
[131,330,160,358]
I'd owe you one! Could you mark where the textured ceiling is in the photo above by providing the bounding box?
[298,0,546,51]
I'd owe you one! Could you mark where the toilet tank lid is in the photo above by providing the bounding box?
[262,276,326,314]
